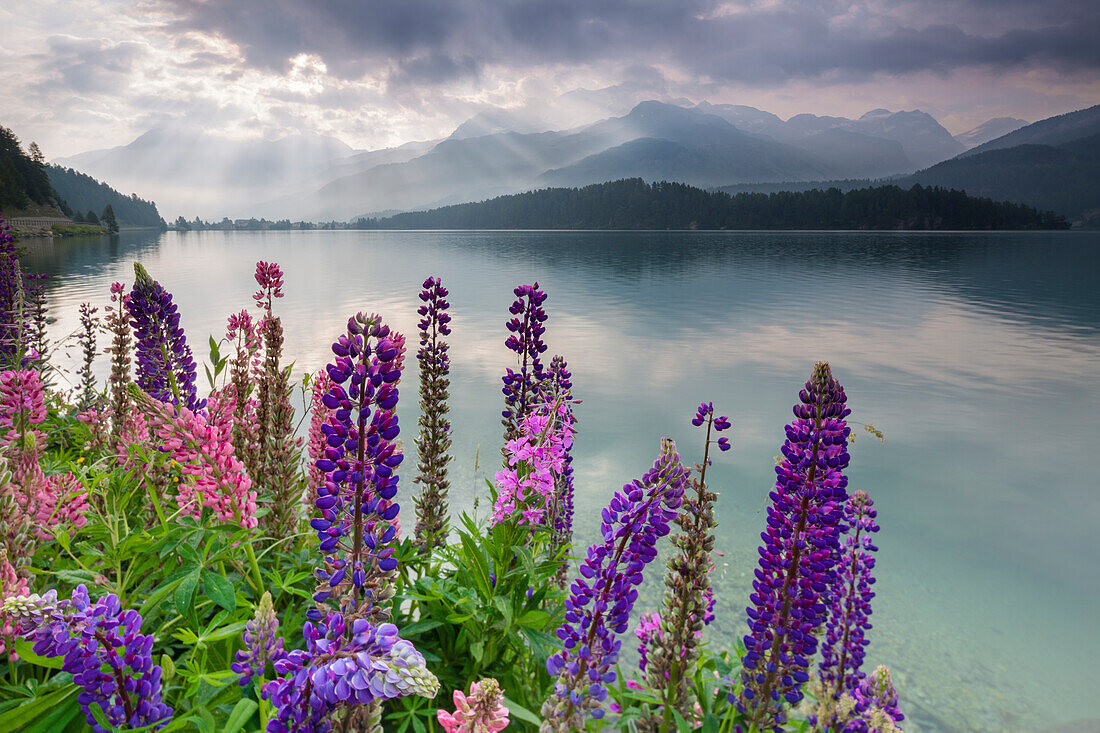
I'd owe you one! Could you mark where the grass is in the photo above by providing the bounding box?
[50,223,108,235]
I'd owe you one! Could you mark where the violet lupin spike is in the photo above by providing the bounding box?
[815,490,881,728]
[127,263,203,410]
[311,313,404,622]
[265,314,437,733]
[736,362,851,731]
[232,591,285,687]
[540,439,688,731]
[3,585,172,733]
[644,401,731,722]
[412,276,453,551]
[841,665,905,732]
[501,283,548,442]
[262,614,438,733]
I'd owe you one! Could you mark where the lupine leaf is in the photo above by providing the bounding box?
[202,569,236,611]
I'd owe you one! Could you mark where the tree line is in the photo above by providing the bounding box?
[353,178,1068,230]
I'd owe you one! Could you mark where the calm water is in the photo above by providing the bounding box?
[23,230,1100,733]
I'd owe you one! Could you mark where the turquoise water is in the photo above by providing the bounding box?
[23,230,1100,732]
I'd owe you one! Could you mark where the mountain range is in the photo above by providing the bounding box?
[49,100,1098,224]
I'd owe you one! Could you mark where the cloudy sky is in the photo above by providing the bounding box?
[3,0,1098,158]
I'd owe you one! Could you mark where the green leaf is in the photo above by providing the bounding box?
[88,702,110,730]
[202,620,247,643]
[0,685,78,731]
[492,595,513,627]
[221,698,259,733]
[161,653,176,682]
[175,566,201,617]
[502,697,540,726]
[458,531,493,598]
[399,619,444,636]
[470,640,484,662]
[53,570,95,586]
[202,569,236,612]
[13,638,63,669]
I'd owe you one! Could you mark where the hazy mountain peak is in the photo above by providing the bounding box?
[860,108,893,119]
[954,117,1029,149]
[964,104,1100,156]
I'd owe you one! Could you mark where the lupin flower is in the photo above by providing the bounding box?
[736,363,851,731]
[501,283,548,441]
[22,273,48,368]
[437,678,510,733]
[413,276,453,551]
[77,302,99,409]
[541,440,688,731]
[258,310,305,539]
[492,399,575,528]
[127,263,202,410]
[5,584,172,733]
[816,489,881,729]
[643,402,731,720]
[279,315,434,731]
[839,666,905,733]
[232,591,285,686]
[0,213,20,365]
[543,355,576,584]
[131,385,257,528]
[0,547,29,661]
[262,614,438,733]
[310,314,404,619]
[254,260,285,316]
[306,370,335,509]
[29,471,90,541]
[0,369,49,520]
[104,281,135,447]
[226,309,262,475]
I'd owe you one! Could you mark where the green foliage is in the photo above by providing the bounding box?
[47,165,166,229]
[49,224,106,236]
[903,133,1100,221]
[353,178,1067,230]
[100,204,120,233]
[0,126,58,211]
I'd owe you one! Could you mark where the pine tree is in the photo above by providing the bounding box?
[27,142,45,165]
[86,210,100,225]
[101,204,119,232]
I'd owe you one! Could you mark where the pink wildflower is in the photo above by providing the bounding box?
[0,548,29,661]
[136,387,257,528]
[492,399,575,527]
[253,261,284,315]
[437,678,510,733]
[76,407,109,452]
[28,473,89,541]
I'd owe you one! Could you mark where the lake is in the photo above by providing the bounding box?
[22,229,1100,733]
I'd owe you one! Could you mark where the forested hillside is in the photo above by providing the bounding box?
[48,165,165,228]
[902,133,1100,221]
[355,179,1067,230]
[0,126,58,212]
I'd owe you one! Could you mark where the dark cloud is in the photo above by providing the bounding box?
[158,0,1100,87]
